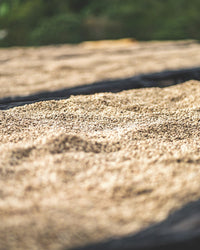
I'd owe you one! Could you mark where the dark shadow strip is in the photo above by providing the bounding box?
[70,199,200,250]
[1,67,200,110]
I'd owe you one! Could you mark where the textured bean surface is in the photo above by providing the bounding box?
[0,40,200,250]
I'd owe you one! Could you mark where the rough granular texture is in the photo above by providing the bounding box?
[0,41,200,249]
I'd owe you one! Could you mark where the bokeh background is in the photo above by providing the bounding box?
[0,0,200,47]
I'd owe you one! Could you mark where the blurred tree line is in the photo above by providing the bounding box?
[0,0,200,47]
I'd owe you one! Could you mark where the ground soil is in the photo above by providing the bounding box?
[0,39,200,249]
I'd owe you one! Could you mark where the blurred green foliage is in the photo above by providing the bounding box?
[30,14,83,45]
[0,0,200,46]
